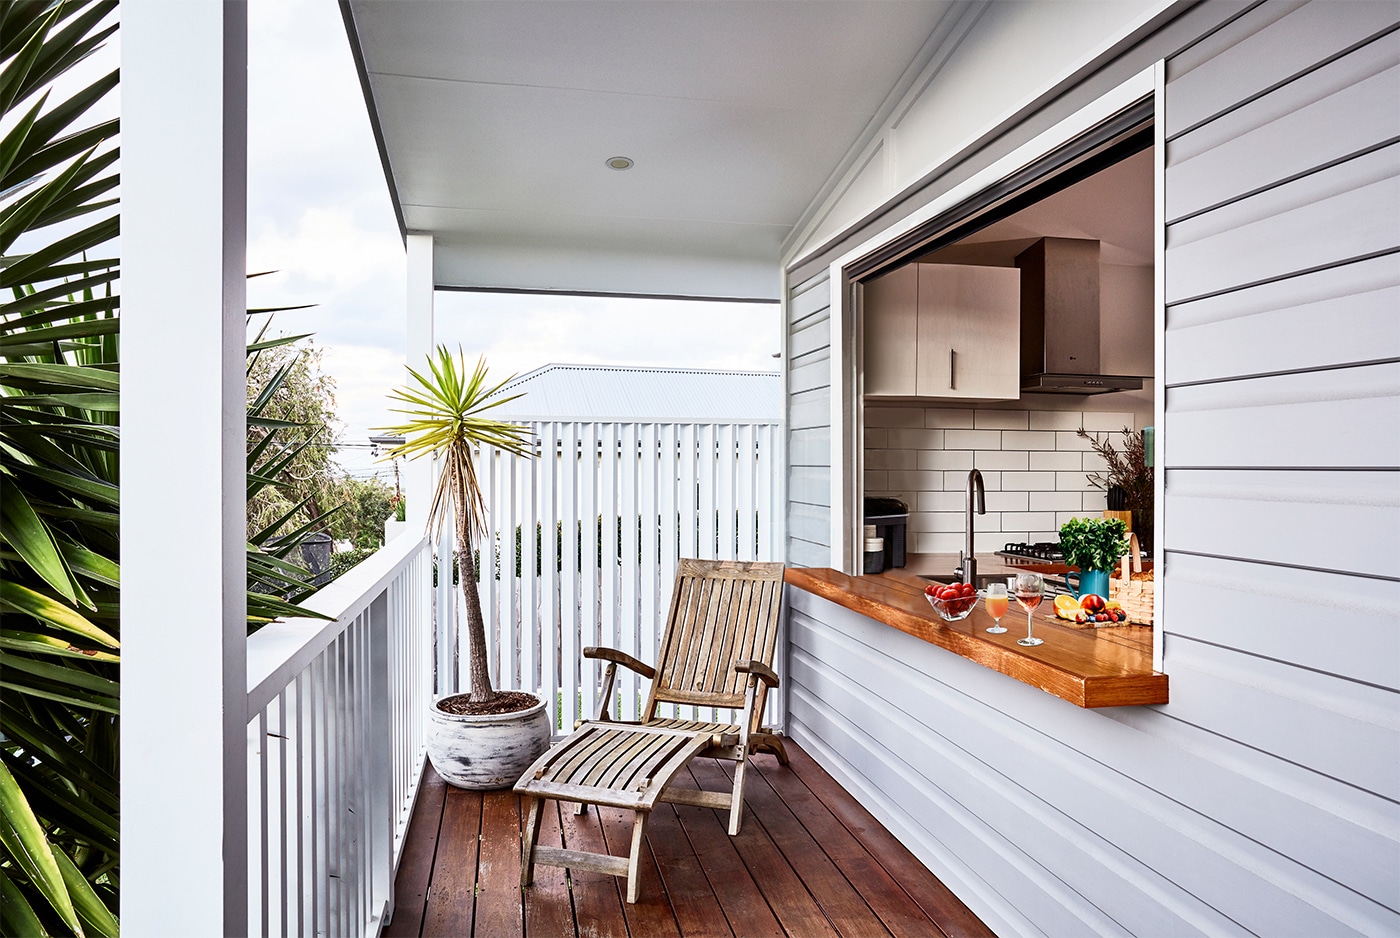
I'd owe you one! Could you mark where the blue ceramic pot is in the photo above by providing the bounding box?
[1064,568,1110,601]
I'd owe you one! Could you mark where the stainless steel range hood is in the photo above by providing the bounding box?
[1015,237,1144,395]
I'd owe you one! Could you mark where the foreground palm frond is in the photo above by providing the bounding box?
[1,1,121,933]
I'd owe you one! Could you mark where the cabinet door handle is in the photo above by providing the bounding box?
[949,348,956,390]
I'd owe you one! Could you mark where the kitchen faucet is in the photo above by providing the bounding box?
[960,469,986,585]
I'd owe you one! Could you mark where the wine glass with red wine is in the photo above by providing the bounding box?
[1013,572,1045,647]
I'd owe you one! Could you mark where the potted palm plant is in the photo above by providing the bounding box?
[381,347,551,789]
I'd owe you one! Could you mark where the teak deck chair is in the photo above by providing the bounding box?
[514,559,787,902]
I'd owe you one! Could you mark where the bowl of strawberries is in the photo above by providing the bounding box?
[924,581,979,621]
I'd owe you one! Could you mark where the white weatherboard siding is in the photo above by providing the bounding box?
[783,1,1400,933]
[786,271,833,568]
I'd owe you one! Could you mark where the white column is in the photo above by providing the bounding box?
[405,234,435,532]
[122,3,247,935]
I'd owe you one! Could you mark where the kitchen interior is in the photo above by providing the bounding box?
[852,140,1159,675]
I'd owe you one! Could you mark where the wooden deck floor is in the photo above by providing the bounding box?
[386,740,991,938]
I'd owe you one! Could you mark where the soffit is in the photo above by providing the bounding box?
[345,0,955,299]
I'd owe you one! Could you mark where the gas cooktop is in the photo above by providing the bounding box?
[996,541,1065,563]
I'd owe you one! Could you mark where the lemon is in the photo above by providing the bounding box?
[1053,595,1079,619]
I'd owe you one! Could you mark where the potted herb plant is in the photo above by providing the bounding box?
[380,347,551,790]
[1058,516,1129,601]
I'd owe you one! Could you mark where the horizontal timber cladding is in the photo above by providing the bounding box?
[786,270,832,567]
[781,1,1400,934]
[787,587,1400,935]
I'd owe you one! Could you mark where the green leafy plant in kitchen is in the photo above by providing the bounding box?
[1059,517,1130,573]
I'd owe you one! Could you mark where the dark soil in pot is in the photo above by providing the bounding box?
[437,690,539,716]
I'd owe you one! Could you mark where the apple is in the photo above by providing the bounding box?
[1079,594,1106,614]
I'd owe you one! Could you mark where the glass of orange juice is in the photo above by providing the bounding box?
[984,582,1009,634]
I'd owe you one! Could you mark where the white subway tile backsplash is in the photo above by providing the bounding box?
[1080,411,1134,432]
[924,408,976,428]
[925,512,973,533]
[1056,471,1092,491]
[1001,471,1056,491]
[918,449,974,470]
[1028,410,1085,430]
[1001,430,1058,451]
[972,450,1028,471]
[1055,431,1095,451]
[889,428,944,449]
[973,409,1029,430]
[918,532,964,553]
[1000,511,1057,531]
[1030,491,1084,512]
[974,531,1010,553]
[866,404,1122,555]
[986,491,1029,512]
[945,470,1000,491]
[888,470,946,491]
[945,429,1002,449]
[1081,451,1109,473]
[865,406,926,428]
[1029,450,1082,471]
[918,491,965,512]
[866,449,917,470]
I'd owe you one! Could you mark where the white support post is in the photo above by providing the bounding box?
[122,3,248,935]
[405,234,435,533]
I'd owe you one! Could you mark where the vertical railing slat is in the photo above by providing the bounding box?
[600,424,620,718]
[739,424,757,562]
[540,422,561,731]
[619,424,640,720]
[639,423,660,715]
[560,423,580,731]
[718,423,737,561]
[580,424,600,721]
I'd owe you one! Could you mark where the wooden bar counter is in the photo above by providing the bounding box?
[784,556,1167,708]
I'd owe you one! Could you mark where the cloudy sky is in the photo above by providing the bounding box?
[244,0,779,480]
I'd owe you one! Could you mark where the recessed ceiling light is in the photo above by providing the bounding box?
[606,156,634,171]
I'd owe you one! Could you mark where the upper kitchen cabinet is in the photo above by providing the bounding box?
[862,263,1020,400]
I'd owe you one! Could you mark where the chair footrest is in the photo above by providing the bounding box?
[532,845,630,878]
[658,788,731,810]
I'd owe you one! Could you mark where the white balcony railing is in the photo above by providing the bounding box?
[245,533,433,937]
[440,421,782,730]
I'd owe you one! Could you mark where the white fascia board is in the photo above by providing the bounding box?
[784,0,1182,272]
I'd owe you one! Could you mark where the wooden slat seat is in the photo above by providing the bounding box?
[515,559,787,903]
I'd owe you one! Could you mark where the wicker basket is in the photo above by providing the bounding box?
[1110,533,1154,625]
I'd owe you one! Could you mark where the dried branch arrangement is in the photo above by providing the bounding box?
[1076,426,1153,511]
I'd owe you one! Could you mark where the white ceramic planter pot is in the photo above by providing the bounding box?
[426,694,551,790]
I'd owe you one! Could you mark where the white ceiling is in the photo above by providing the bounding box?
[920,147,1156,268]
[345,1,957,299]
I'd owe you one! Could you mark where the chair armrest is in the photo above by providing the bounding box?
[583,646,656,679]
[733,660,779,688]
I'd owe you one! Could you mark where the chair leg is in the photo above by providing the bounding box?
[727,758,748,836]
[625,811,648,903]
[520,797,544,887]
[574,800,588,815]
[754,732,788,766]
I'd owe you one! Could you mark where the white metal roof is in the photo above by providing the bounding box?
[342,1,959,300]
[489,364,780,423]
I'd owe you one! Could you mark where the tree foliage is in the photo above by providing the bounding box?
[245,327,339,541]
